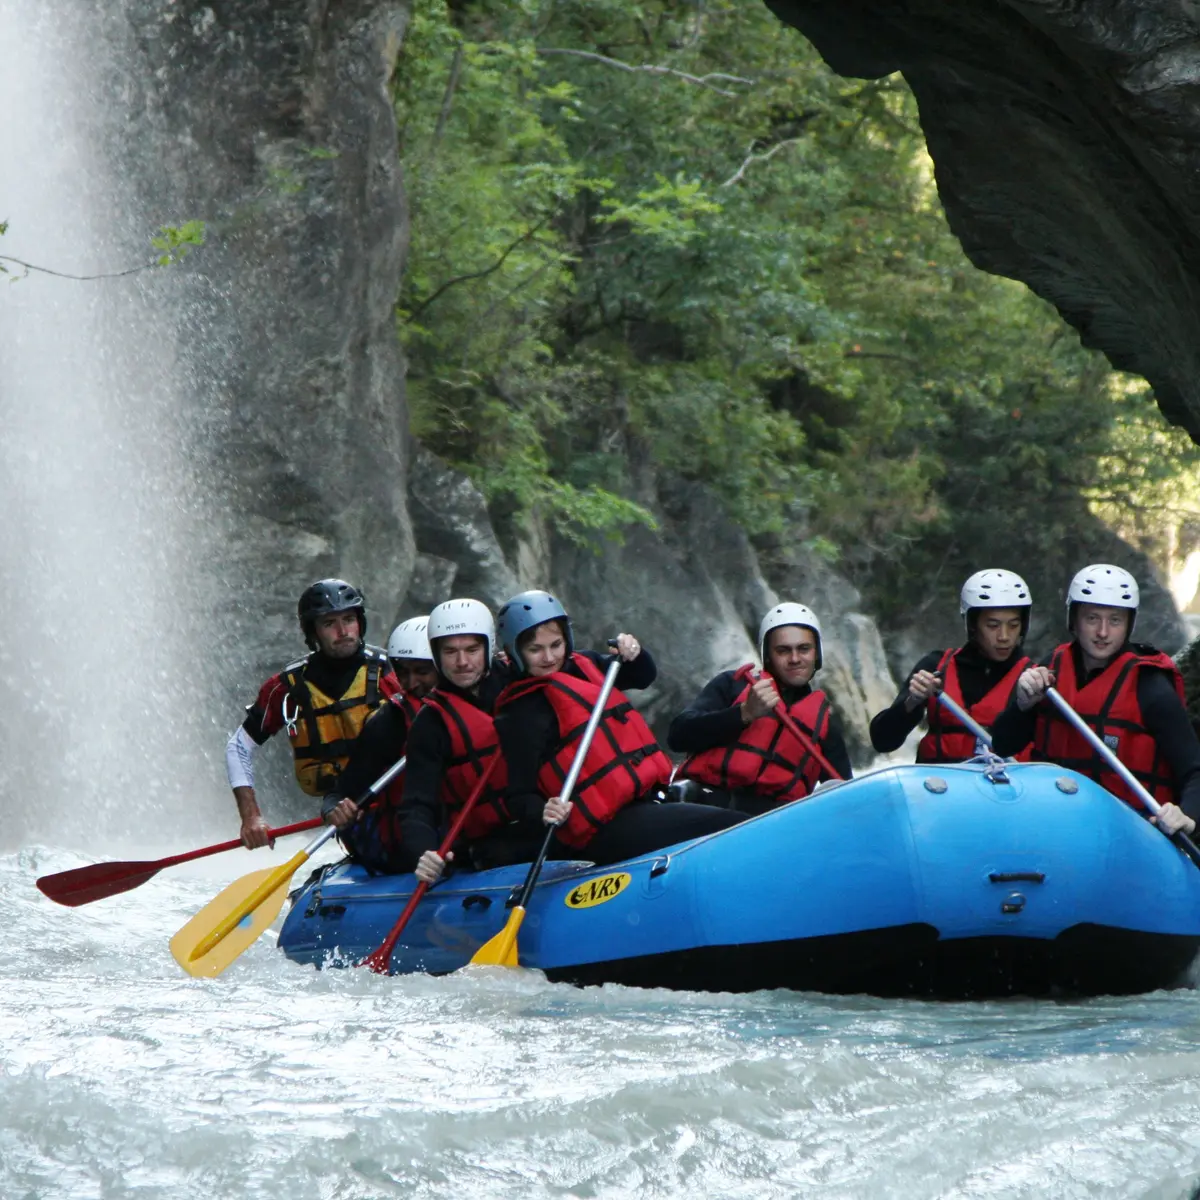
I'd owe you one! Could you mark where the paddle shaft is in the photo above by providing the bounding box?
[469,654,626,970]
[1046,686,1200,867]
[155,819,323,866]
[772,705,843,782]
[936,691,993,748]
[360,751,502,973]
[187,755,408,962]
[35,816,324,907]
[516,655,623,913]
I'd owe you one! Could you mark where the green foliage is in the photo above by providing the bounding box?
[394,0,1199,582]
[151,220,206,266]
[1,218,207,278]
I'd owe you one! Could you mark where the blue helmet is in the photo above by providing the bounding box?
[496,590,574,674]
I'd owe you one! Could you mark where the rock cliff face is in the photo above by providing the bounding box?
[400,451,900,765]
[110,1,415,681]
[765,0,1200,442]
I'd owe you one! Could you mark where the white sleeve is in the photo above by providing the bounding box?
[226,725,257,790]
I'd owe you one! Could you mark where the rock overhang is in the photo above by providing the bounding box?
[764,0,1200,440]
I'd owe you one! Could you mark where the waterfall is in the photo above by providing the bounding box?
[0,3,230,849]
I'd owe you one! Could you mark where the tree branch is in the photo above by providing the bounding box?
[0,256,152,281]
[430,44,465,155]
[843,349,921,368]
[403,220,549,324]
[535,47,753,97]
[719,137,802,188]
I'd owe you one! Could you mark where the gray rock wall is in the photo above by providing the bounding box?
[764,0,1200,442]
[400,450,899,765]
[110,1,416,684]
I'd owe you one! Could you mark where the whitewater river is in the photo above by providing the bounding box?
[3,845,1200,1199]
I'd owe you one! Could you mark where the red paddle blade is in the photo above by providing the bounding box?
[361,943,394,975]
[36,861,162,907]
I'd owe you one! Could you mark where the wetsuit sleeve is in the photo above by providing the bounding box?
[666,672,745,753]
[990,650,1054,756]
[330,703,408,802]
[581,648,657,691]
[868,651,944,753]
[496,691,560,827]
[395,708,453,869]
[1138,672,1200,821]
[822,712,854,781]
[241,674,288,744]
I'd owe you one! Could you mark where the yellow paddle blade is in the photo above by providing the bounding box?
[170,853,305,978]
[469,905,525,967]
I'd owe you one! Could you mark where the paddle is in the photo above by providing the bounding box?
[757,669,844,782]
[1046,685,1200,868]
[36,818,323,908]
[360,752,501,975]
[470,653,624,969]
[170,756,407,977]
[936,692,996,751]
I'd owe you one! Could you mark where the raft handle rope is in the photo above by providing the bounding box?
[936,692,1012,783]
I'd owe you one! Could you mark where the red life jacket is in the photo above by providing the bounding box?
[918,648,1032,764]
[495,653,673,849]
[678,664,832,803]
[1033,642,1184,811]
[420,689,510,840]
[372,690,423,855]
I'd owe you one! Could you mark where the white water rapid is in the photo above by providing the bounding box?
[7,846,1200,1199]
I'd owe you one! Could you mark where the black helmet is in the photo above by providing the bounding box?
[298,579,366,650]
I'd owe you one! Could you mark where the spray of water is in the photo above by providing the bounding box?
[0,3,231,851]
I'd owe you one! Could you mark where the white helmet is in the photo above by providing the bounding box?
[758,602,823,670]
[1067,564,1139,633]
[960,569,1032,636]
[426,598,495,665]
[387,616,433,663]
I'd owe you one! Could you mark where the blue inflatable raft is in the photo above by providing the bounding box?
[278,762,1200,997]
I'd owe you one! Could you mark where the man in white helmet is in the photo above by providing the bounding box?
[318,616,437,872]
[386,616,439,700]
[870,569,1034,762]
[992,564,1200,837]
[668,602,852,815]
[326,599,515,879]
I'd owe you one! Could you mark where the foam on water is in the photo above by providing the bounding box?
[5,849,1200,1199]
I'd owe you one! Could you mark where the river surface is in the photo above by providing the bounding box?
[4,844,1200,1199]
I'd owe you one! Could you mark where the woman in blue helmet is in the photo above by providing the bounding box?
[490,590,744,867]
